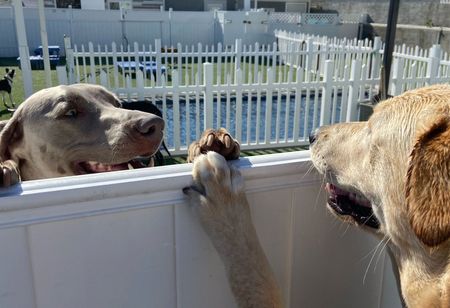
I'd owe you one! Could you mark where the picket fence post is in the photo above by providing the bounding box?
[235,39,242,82]
[264,68,275,144]
[346,59,362,122]
[372,37,382,79]
[305,37,314,73]
[56,66,68,85]
[88,42,96,84]
[155,39,162,86]
[136,70,144,100]
[64,36,75,84]
[172,70,181,151]
[320,60,334,126]
[111,42,119,89]
[427,44,442,85]
[391,57,405,96]
[203,63,214,130]
[235,69,243,143]
[100,70,108,88]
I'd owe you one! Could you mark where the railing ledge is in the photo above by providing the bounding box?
[0,151,318,229]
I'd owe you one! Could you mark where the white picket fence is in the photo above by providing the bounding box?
[57,33,450,155]
[59,58,377,155]
[275,30,382,79]
[276,30,450,92]
[389,43,450,95]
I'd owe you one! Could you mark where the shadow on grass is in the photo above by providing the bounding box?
[0,108,14,121]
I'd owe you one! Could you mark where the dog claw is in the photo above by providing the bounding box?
[223,134,231,148]
[206,133,215,147]
[0,160,20,187]
[187,128,240,162]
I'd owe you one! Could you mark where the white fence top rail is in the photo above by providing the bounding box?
[0,151,403,308]
[0,151,313,224]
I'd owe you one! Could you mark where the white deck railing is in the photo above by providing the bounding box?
[0,152,402,308]
[59,36,381,155]
[56,34,450,155]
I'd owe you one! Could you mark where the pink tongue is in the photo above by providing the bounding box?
[326,183,348,196]
[85,162,129,172]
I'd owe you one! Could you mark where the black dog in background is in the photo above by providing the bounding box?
[121,101,171,166]
[0,68,16,110]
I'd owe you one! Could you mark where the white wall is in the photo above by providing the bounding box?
[0,7,359,57]
[0,151,403,308]
[81,0,105,10]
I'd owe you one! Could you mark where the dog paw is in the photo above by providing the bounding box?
[0,160,20,187]
[183,152,249,243]
[187,128,240,163]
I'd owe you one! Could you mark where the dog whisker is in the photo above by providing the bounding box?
[313,173,327,211]
[300,162,316,180]
[362,236,389,285]
[374,236,391,273]
[340,224,351,237]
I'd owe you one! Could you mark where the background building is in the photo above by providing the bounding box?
[0,0,310,11]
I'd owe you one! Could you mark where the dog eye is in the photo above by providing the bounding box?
[64,109,78,118]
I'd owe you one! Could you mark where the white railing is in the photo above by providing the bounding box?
[275,30,381,79]
[0,152,403,308]
[389,44,450,95]
[60,35,381,155]
[276,31,450,95]
[60,60,378,155]
[63,36,313,87]
[64,32,381,88]
[58,34,450,155]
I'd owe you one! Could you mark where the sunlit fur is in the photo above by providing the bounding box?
[185,142,282,308]
[310,84,450,307]
[0,84,164,183]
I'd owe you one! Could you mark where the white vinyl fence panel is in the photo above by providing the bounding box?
[62,36,381,155]
[57,33,450,155]
[0,151,403,308]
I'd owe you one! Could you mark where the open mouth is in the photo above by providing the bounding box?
[75,157,151,174]
[326,183,380,229]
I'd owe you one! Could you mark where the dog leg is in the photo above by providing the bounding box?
[187,128,240,163]
[8,94,15,108]
[1,93,5,109]
[2,93,11,109]
[0,160,20,187]
[183,152,282,308]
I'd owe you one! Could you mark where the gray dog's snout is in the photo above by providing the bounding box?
[136,116,165,136]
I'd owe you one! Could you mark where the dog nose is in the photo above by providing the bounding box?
[309,129,319,144]
[137,116,165,136]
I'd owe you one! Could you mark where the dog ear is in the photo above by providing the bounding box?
[406,114,450,247]
[5,68,9,73]
[0,110,23,161]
